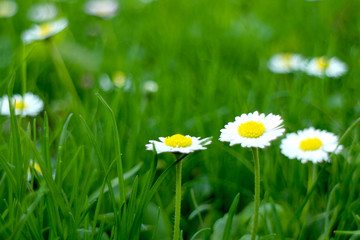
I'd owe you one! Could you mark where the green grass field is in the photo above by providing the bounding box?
[1,0,360,239]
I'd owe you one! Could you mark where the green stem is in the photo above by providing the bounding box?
[251,147,260,240]
[173,159,183,240]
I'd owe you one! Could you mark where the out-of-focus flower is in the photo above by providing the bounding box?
[27,162,42,182]
[99,73,113,92]
[84,0,119,18]
[21,18,68,44]
[0,1,17,18]
[99,71,128,91]
[146,134,212,154]
[112,71,126,88]
[27,3,58,23]
[0,93,44,117]
[280,127,342,163]
[219,111,284,148]
[304,57,347,78]
[268,53,305,74]
[143,80,158,93]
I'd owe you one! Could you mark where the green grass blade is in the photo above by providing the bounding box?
[222,193,239,240]
[55,113,73,188]
[96,93,126,207]
[190,228,211,240]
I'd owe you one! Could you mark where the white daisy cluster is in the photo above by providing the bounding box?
[268,53,347,78]
[22,18,68,44]
[146,111,342,164]
[0,93,44,117]
[280,127,342,163]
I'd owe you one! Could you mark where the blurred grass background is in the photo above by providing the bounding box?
[1,0,360,239]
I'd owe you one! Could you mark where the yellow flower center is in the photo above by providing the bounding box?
[112,71,126,88]
[316,57,329,70]
[164,134,192,148]
[39,23,52,37]
[238,121,265,138]
[280,54,293,67]
[299,138,322,151]
[95,10,109,17]
[13,100,27,110]
[28,163,42,175]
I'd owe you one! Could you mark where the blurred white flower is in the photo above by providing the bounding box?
[27,3,58,23]
[99,73,113,92]
[268,53,305,73]
[304,57,347,78]
[0,93,44,117]
[27,162,42,182]
[112,71,126,88]
[280,127,342,163]
[21,18,68,44]
[99,71,127,92]
[143,80,158,93]
[0,1,17,18]
[84,0,119,18]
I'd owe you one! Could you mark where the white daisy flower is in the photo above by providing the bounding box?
[219,111,285,148]
[99,73,114,92]
[27,3,58,23]
[0,1,17,18]
[143,80,158,93]
[280,127,342,163]
[304,57,347,78]
[268,53,306,73]
[27,162,42,182]
[84,0,119,18]
[21,18,68,44]
[99,71,127,92]
[112,71,126,88]
[0,93,44,117]
[146,134,212,154]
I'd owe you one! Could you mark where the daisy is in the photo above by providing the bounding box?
[21,18,68,44]
[143,80,158,93]
[27,3,58,23]
[0,93,44,117]
[84,0,119,18]
[304,56,347,78]
[99,71,127,91]
[0,1,17,18]
[280,127,342,163]
[112,71,126,88]
[219,111,284,148]
[146,134,211,154]
[268,53,305,73]
[27,162,42,182]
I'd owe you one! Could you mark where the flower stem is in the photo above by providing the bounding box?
[173,159,183,240]
[251,147,260,240]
